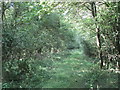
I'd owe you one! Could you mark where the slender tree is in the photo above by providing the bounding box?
[90,2,103,69]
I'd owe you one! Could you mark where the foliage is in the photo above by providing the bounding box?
[2,2,119,88]
[81,65,118,88]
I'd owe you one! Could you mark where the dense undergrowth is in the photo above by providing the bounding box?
[2,49,118,88]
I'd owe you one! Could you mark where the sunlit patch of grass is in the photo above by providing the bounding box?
[41,50,95,88]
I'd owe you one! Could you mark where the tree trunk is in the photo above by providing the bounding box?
[1,2,5,27]
[116,2,120,70]
[90,2,103,69]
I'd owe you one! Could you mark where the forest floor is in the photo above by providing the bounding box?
[36,49,118,88]
[42,49,94,88]
[3,49,118,88]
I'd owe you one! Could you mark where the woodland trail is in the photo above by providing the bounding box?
[42,50,94,88]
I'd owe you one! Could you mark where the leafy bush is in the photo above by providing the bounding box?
[2,58,53,88]
[77,65,118,88]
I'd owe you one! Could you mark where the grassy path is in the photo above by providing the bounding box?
[42,50,94,88]
[23,49,118,88]
[2,49,118,88]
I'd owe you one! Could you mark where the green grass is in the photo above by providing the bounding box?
[41,49,118,88]
[3,49,118,88]
[41,50,94,88]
